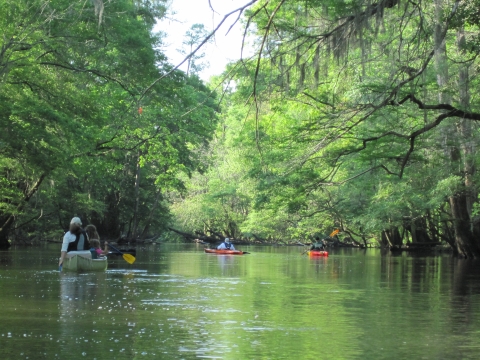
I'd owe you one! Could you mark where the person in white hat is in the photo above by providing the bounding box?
[58,217,90,268]
[217,237,235,250]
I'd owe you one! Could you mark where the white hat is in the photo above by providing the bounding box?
[70,217,82,226]
[225,238,230,243]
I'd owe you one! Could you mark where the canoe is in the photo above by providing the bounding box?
[204,248,245,255]
[308,250,329,257]
[62,251,108,272]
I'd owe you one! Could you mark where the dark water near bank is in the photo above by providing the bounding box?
[1,244,480,359]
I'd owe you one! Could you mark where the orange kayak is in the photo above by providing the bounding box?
[308,250,329,257]
[204,248,245,255]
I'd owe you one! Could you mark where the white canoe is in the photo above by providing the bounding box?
[62,251,107,272]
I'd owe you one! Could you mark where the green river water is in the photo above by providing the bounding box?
[1,244,480,359]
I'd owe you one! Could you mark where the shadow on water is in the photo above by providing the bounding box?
[0,250,12,267]
[449,259,480,343]
[452,259,480,296]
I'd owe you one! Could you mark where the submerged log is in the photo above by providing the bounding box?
[252,233,266,243]
[168,227,220,243]
[193,239,208,244]
[390,242,442,252]
[116,234,160,244]
[169,228,276,245]
[135,234,160,243]
[406,242,441,248]
[204,229,225,240]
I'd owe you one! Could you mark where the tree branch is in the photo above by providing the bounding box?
[141,0,259,101]
[39,61,136,96]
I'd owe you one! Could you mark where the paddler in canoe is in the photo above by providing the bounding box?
[310,237,326,251]
[58,217,91,268]
[217,237,235,250]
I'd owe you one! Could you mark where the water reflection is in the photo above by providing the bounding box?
[58,273,113,358]
[307,256,330,283]
[452,259,480,296]
[216,255,236,276]
[450,259,480,353]
[0,251,12,267]
[1,246,480,359]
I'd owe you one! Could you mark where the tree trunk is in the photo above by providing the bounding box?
[442,220,457,255]
[434,0,450,104]
[433,1,477,257]
[101,191,121,239]
[131,152,141,240]
[406,218,432,243]
[140,188,161,240]
[380,231,389,247]
[444,27,479,258]
[456,27,475,213]
[456,27,476,221]
[313,44,320,88]
[382,227,402,248]
[449,193,480,258]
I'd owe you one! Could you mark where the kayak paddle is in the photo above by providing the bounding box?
[108,243,136,264]
[330,229,340,237]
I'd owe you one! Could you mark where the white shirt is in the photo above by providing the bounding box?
[61,231,77,252]
[217,242,235,250]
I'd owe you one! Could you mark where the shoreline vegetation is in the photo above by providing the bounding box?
[2,1,480,259]
[27,228,452,254]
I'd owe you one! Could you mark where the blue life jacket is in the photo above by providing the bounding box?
[224,242,232,249]
[311,242,324,250]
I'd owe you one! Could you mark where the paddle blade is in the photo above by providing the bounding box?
[329,229,340,237]
[123,253,136,264]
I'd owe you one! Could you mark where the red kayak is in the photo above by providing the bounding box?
[204,248,245,255]
[308,250,329,257]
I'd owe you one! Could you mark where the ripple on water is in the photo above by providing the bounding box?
[4,246,480,360]
[106,269,148,274]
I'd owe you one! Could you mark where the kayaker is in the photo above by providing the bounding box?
[310,237,326,251]
[58,217,90,268]
[217,237,235,250]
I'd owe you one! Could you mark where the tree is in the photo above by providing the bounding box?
[173,0,480,256]
[0,0,218,247]
[178,23,212,77]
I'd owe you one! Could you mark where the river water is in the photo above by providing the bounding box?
[1,244,480,359]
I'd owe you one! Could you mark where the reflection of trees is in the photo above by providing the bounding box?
[450,259,480,343]
[48,246,479,359]
[164,248,363,359]
[452,259,478,297]
[0,252,12,266]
